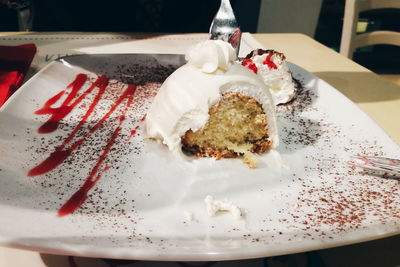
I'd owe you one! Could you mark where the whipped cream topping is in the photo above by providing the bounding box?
[243,50,297,105]
[186,40,237,73]
[145,40,278,155]
[204,195,243,219]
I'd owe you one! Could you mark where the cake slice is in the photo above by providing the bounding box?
[145,40,278,167]
[181,92,272,167]
[241,49,298,104]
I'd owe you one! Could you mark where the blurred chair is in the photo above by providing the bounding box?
[257,0,323,37]
[340,0,400,58]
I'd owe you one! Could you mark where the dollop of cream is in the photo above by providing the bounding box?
[251,53,297,104]
[185,40,237,73]
[204,195,243,219]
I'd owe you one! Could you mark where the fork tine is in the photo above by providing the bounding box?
[209,0,242,54]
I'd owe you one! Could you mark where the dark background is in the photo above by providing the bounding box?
[315,0,400,74]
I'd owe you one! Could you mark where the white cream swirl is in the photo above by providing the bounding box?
[185,40,237,73]
[251,52,296,104]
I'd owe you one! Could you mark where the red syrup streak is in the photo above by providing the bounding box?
[129,129,137,139]
[128,125,141,140]
[35,74,88,133]
[28,75,109,176]
[241,58,258,74]
[28,73,138,216]
[103,166,111,171]
[128,115,146,140]
[58,85,136,217]
[263,53,278,69]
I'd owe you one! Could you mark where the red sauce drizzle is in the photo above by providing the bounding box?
[128,125,141,140]
[263,53,278,69]
[28,74,138,216]
[58,113,124,217]
[35,74,88,133]
[28,75,109,176]
[241,58,258,74]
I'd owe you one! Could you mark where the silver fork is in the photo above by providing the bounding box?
[209,0,242,54]
[351,155,400,176]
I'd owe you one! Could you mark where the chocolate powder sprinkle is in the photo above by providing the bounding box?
[15,58,399,248]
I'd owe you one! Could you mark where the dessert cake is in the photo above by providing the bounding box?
[241,49,297,104]
[145,40,278,167]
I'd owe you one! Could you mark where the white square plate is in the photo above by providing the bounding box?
[0,54,399,261]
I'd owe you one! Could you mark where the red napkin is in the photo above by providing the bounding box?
[0,43,37,107]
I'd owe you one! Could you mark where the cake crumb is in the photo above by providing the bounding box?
[183,211,194,222]
[243,153,259,168]
[204,195,243,219]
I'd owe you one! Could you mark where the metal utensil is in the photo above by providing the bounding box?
[209,0,242,54]
[351,155,400,176]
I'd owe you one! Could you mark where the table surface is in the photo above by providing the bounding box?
[0,32,399,267]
